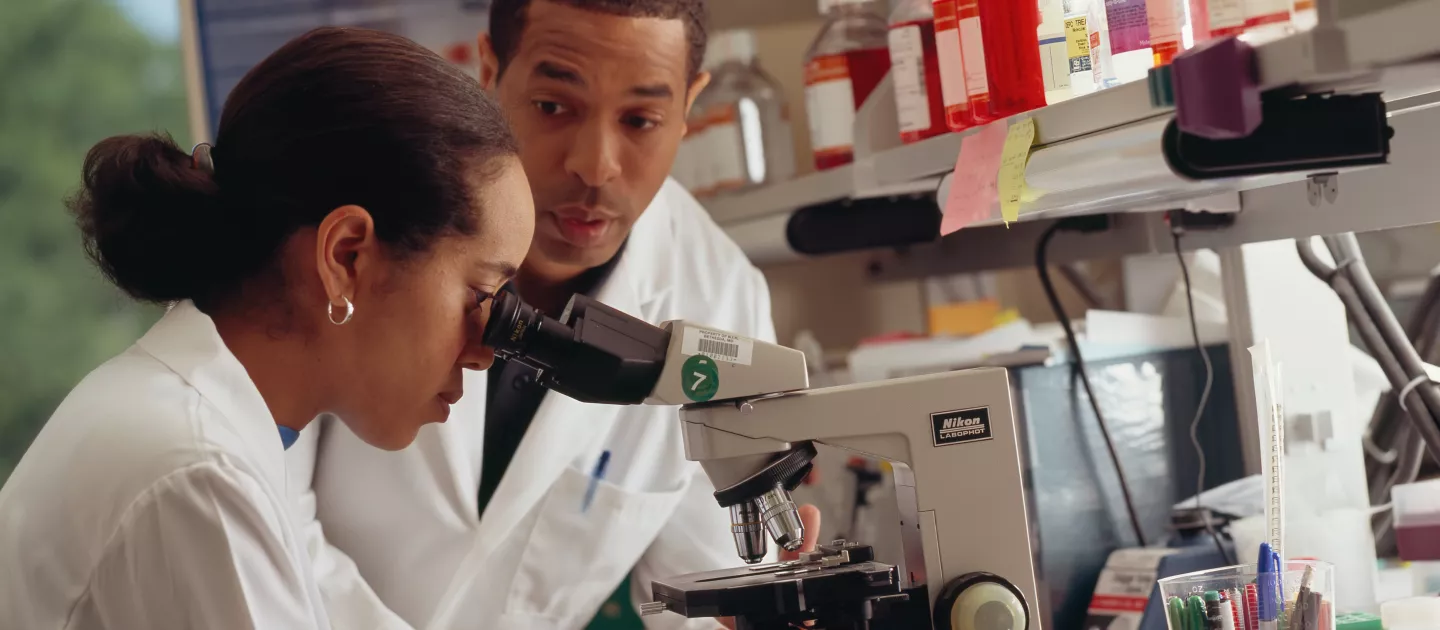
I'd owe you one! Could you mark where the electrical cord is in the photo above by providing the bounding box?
[1170,227,1235,565]
[1035,219,1148,548]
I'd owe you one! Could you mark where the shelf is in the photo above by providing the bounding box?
[707,0,1440,263]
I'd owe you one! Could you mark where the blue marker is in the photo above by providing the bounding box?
[1257,542,1278,630]
[582,450,611,513]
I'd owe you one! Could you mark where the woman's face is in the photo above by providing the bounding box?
[332,159,535,449]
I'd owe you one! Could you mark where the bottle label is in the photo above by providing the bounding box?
[934,8,969,119]
[1104,0,1150,54]
[707,104,747,191]
[1208,0,1246,36]
[957,8,989,101]
[1065,15,1092,74]
[805,53,857,160]
[1037,0,1070,96]
[1246,0,1291,28]
[888,25,933,134]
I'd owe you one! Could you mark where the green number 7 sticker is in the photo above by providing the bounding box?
[682,355,720,402]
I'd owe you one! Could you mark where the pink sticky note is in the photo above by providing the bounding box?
[941,122,1008,236]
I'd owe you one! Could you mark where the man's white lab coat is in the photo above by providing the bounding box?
[290,179,777,629]
[0,303,332,629]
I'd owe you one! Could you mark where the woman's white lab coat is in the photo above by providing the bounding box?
[287,179,777,629]
[0,302,332,629]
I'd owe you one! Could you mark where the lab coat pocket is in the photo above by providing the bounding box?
[506,465,687,625]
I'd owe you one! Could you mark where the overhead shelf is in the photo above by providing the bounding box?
[705,0,1440,263]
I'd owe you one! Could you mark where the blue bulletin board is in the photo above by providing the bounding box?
[186,0,491,139]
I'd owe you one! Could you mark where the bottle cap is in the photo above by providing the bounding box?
[713,29,758,64]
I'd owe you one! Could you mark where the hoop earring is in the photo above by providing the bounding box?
[328,296,354,326]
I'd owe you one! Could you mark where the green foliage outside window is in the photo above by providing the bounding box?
[0,0,187,480]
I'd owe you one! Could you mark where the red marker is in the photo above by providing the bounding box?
[1244,584,1260,630]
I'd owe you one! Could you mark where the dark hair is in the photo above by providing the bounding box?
[71,27,518,307]
[489,0,708,82]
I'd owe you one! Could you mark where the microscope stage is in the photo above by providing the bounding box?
[649,542,913,624]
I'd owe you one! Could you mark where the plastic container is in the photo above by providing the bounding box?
[1037,0,1072,104]
[1063,0,1096,97]
[1190,0,1247,42]
[888,0,949,143]
[1157,561,1336,630]
[954,0,995,122]
[975,0,1047,118]
[703,29,797,192]
[1087,0,1118,90]
[1381,597,1440,630]
[1104,0,1155,84]
[804,0,891,170]
[1242,0,1293,43]
[932,0,977,131]
[1392,478,1440,561]
[1146,0,1185,66]
[1291,0,1317,31]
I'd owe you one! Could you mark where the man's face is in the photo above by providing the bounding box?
[482,1,706,276]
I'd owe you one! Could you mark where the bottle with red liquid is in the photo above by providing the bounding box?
[974,0,1047,119]
[888,0,948,144]
[932,0,977,131]
[804,0,892,170]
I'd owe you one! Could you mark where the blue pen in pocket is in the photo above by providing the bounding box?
[582,450,611,513]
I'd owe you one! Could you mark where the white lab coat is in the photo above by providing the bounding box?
[288,179,776,629]
[0,302,332,629]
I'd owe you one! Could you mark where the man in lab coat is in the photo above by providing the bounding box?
[287,1,817,628]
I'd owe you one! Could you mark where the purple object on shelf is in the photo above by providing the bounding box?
[1172,36,1262,140]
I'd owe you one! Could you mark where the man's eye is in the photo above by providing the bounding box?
[534,100,569,116]
[623,115,658,130]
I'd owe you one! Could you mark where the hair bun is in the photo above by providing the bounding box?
[70,134,228,304]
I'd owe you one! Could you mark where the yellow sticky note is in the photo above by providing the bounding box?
[998,117,1037,226]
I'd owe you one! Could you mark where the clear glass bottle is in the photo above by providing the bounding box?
[683,46,723,198]
[804,0,891,170]
[704,30,797,192]
[889,0,949,143]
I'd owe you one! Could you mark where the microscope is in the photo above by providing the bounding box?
[485,291,1042,630]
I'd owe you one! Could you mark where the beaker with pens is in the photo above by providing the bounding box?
[1157,559,1335,630]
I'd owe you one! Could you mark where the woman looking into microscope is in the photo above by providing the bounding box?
[0,26,533,628]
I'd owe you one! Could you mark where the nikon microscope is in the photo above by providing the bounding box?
[484,291,1042,630]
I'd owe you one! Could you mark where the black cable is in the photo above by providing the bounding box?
[1171,227,1235,565]
[1036,220,1148,548]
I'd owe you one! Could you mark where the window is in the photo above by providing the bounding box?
[0,0,186,480]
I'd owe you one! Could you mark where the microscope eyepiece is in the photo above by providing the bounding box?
[480,289,671,404]
[482,289,575,372]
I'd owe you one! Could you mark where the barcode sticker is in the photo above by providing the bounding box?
[682,326,753,366]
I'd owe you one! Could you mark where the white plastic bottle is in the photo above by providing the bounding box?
[1087,0,1118,90]
[704,30,797,192]
[1064,0,1096,97]
[804,0,891,170]
[1104,0,1155,84]
[1038,0,1072,104]
[1242,0,1293,43]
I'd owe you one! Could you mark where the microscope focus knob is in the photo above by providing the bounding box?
[933,572,1029,630]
